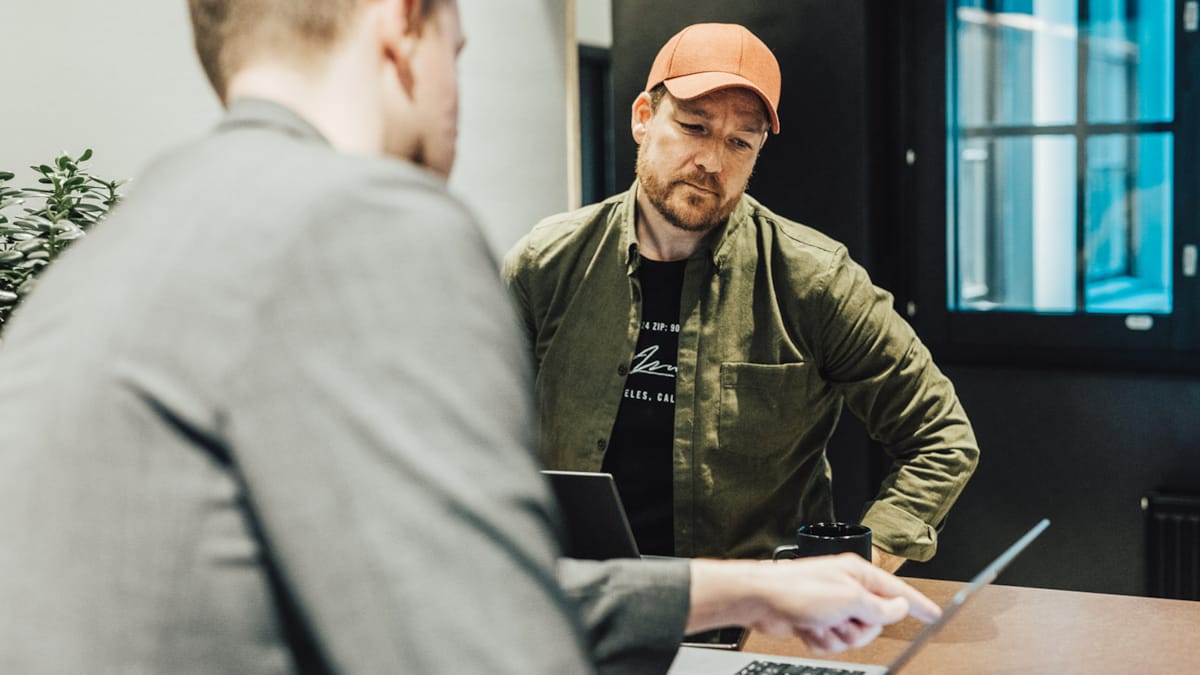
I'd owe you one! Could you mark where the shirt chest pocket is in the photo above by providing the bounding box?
[718,362,814,458]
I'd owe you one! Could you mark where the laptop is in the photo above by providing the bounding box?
[542,470,641,560]
[542,470,749,650]
[666,518,1052,674]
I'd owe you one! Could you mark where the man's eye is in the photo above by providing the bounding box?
[732,139,752,150]
[680,122,704,133]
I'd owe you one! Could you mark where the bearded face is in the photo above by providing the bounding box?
[632,88,767,234]
[635,142,747,233]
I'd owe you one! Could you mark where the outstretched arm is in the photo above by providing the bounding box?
[687,554,940,654]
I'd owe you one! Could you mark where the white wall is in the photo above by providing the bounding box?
[576,0,612,47]
[0,1,220,188]
[450,0,570,252]
[0,0,572,256]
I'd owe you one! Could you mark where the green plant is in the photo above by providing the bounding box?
[0,150,125,331]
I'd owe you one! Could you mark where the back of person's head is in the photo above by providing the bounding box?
[188,0,449,101]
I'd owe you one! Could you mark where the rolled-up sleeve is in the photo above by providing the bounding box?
[816,249,980,561]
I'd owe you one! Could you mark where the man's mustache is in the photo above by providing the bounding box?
[674,172,722,195]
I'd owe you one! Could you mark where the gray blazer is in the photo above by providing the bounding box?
[0,100,687,674]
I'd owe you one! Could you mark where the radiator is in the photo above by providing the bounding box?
[1143,492,1200,601]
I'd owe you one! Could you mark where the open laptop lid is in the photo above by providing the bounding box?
[542,470,641,560]
[884,517,1050,673]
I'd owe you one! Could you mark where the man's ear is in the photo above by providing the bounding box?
[631,92,654,145]
[380,0,421,95]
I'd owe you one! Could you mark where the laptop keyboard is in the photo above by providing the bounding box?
[734,660,868,675]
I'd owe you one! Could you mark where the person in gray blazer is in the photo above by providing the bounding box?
[0,0,939,673]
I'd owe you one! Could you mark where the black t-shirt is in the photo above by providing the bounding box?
[602,258,686,556]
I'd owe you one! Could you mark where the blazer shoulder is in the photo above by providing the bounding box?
[309,153,480,243]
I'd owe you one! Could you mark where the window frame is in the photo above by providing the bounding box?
[901,0,1200,372]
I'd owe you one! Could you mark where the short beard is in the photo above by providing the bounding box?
[636,146,745,233]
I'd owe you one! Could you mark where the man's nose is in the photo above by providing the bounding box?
[694,138,724,174]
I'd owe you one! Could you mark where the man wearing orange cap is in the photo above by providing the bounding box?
[504,24,980,572]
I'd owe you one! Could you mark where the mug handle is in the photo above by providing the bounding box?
[772,544,799,561]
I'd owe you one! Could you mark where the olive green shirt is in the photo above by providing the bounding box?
[502,184,979,561]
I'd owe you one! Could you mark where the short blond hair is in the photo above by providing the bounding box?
[188,0,449,100]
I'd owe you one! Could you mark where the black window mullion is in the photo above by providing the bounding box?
[1076,0,1091,313]
[1123,135,1139,279]
[1125,0,1141,280]
[982,2,1003,306]
[1174,0,1198,350]
[962,120,1174,136]
[950,0,960,307]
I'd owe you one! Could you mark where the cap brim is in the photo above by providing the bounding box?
[663,73,780,134]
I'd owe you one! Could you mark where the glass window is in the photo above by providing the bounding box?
[956,1,1079,128]
[1085,133,1173,313]
[1087,0,1174,123]
[949,0,1175,316]
[955,135,1078,313]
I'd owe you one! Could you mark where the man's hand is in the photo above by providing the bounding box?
[872,546,906,573]
[686,554,941,654]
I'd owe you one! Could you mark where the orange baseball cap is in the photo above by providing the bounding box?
[645,23,782,134]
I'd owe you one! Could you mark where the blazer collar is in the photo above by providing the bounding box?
[217,99,329,145]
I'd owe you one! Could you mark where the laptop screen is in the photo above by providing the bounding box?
[884,518,1050,673]
[666,518,1051,675]
[542,470,641,560]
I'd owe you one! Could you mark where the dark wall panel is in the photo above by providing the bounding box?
[905,366,1200,595]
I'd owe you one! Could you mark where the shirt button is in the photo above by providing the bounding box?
[617,364,628,376]
[596,439,607,452]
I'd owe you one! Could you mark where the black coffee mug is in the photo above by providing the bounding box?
[771,522,872,561]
